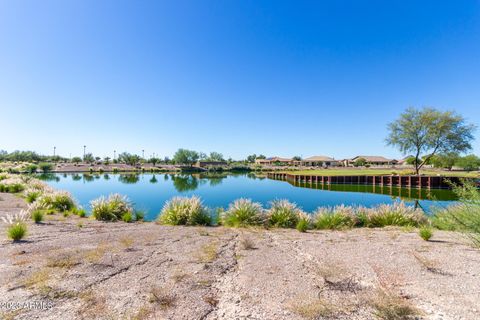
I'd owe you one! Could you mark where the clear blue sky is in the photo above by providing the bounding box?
[1,1,479,160]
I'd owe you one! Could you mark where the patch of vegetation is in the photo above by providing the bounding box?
[432,180,480,247]
[313,206,356,230]
[38,191,76,212]
[7,222,28,241]
[157,195,211,226]
[358,203,427,228]
[31,210,44,223]
[296,216,310,232]
[149,286,176,309]
[419,226,433,241]
[267,199,305,228]
[290,298,338,319]
[0,183,25,193]
[221,198,265,227]
[90,193,133,221]
[370,289,420,320]
[122,212,133,223]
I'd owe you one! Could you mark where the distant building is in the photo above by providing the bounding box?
[195,161,227,168]
[343,156,397,167]
[255,157,293,165]
[301,155,338,167]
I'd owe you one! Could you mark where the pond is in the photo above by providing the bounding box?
[40,173,458,221]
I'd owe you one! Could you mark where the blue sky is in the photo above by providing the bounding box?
[1,1,479,160]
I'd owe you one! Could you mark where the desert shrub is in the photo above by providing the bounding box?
[0,183,25,193]
[25,190,41,203]
[38,162,53,173]
[31,210,44,223]
[90,194,133,221]
[122,212,133,223]
[360,203,427,228]
[2,210,29,241]
[8,223,28,241]
[432,181,480,247]
[267,199,305,228]
[134,210,145,221]
[296,216,310,232]
[313,205,356,230]
[37,191,76,212]
[25,164,38,174]
[221,198,265,227]
[419,226,433,241]
[158,196,211,226]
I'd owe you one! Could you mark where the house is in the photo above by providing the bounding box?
[255,157,293,165]
[301,155,338,167]
[195,161,227,168]
[344,156,398,167]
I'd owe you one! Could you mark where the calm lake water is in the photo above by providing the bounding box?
[41,173,457,221]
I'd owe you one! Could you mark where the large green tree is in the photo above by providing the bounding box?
[173,149,199,166]
[386,107,475,174]
[118,152,141,166]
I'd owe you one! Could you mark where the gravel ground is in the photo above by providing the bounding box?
[0,193,479,320]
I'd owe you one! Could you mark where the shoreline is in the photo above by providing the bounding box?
[1,191,480,319]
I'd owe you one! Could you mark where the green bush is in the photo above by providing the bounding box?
[221,198,265,227]
[122,212,133,223]
[158,196,211,226]
[0,183,25,193]
[38,162,53,173]
[134,210,145,221]
[90,194,133,221]
[419,226,433,241]
[31,210,44,223]
[26,190,41,203]
[25,164,38,174]
[267,199,305,228]
[7,223,27,241]
[313,206,356,230]
[296,216,310,232]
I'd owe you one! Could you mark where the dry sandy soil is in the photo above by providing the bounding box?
[0,193,479,320]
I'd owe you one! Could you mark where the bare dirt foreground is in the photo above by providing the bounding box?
[0,194,479,320]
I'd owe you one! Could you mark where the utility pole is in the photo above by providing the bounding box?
[53,146,56,157]
[83,145,86,160]
[114,150,116,160]
[142,150,145,159]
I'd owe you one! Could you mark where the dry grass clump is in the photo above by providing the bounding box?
[157,195,211,226]
[198,242,219,263]
[46,251,80,269]
[369,289,420,320]
[266,199,306,228]
[36,191,76,212]
[290,297,338,319]
[221,198,265,227]
[149,286,176,309]
[240,236,256,250]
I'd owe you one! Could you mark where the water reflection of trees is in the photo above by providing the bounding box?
[172,175,201,192]
[103,174,110,180]
[37,173,60,182]
[72,174,82,181]
[150,175,158,184]
[82,174,94,182]
[118,174,140,184]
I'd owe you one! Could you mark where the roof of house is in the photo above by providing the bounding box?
[303,155,336,162]
[266,157,292,162]
[351,156,394,162]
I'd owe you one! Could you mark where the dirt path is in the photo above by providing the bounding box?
[1,195,479,319]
